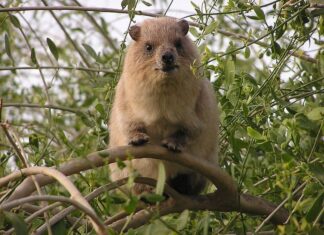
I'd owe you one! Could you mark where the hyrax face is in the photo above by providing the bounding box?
[126,17,199,78]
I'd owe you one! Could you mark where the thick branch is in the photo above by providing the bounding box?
[6,144,237,201]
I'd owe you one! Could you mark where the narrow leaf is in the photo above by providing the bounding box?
[47,37,59,61]
[204,21,218,35]
[82,43,98,61]
[5,33,13,60]
[30,48,38,64]
[142,193,165,203]
[305,191,324,222]
[142,0,152,6]
[4,212,28,235]
[176,210,189,230]
[307,107,324,120]
[9,14,21,28]
[253,6,265,20]
[121,0,128,9]
[52,220,68,235]
[247,127,266,140]
[155,162,166,195]
[124,195,138,214]
[244,46,250,58]
[225,58,235,84]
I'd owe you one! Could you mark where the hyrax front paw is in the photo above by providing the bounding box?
[129,132,149,146]
[162,137,184,153]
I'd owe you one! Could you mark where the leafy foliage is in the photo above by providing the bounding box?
[0,0,323,234]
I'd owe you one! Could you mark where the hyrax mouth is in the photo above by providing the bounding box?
[155,51,179,73]
[156,65,179,73]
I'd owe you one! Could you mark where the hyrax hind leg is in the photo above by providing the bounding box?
[168,173,207,195]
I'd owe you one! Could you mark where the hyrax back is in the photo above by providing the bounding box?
[109,17,219,195]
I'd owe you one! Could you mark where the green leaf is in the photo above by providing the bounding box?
[127,0,136,18]
[247,127,266,140]
[204,21,218,35]
[244,46,250,58]
[305,191,324,222]
[307,107,324,120]
[253,6,265,20]
[309,163,324,184]
[189,27,199,37]
[30,48,38,64]
[57,130,73,149]
[78,112,95,127]
[47,37,59,61]
[124,195,138,214]
[155,162,166,195]
[141,0,152,6]
[246,15,262,20]
[116,158,126,169]
[29,134,39,150]
[95,103,105,116]
[9,14,21,28]
[5,33,13,61]
[4,212,28,235]
[121,0,128,9]
[272,41,282,55]
[225,58,235,84]
[110,195,126,204]
[82,43,98,61]
[176,210,189,230]
[142,193,165,203]
[319,53,324,75]
[52,220,68,235]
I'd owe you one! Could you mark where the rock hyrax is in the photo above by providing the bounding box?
[109,17,219,195]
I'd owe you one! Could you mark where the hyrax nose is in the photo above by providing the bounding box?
[162,52,174,65]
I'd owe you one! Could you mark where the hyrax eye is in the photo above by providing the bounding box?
[175,40,182,49]
[145,44,153,51]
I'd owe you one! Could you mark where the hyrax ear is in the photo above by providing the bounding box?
[177,19,189,36]
[129,25,141,41]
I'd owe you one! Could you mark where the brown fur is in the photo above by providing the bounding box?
[109,17,219,195]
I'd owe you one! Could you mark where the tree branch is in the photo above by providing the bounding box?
[0,166,107,235]
[0,195,104,234]
[6,144,237,201]
[3,144,288,231]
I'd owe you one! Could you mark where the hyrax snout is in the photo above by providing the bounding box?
[109,17,219,195]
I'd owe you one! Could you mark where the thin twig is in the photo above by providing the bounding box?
[0,195,105,233]
[254,182,307,233]
[0,65,114,73]
[2,102,80,114]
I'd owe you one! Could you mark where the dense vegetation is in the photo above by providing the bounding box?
[0,0,323,234]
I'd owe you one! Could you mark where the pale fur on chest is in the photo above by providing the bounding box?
[124,72,200,126]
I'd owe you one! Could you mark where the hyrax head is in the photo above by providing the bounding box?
[126,17,199,77]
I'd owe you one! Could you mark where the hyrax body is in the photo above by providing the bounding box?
[109,17,219,195]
